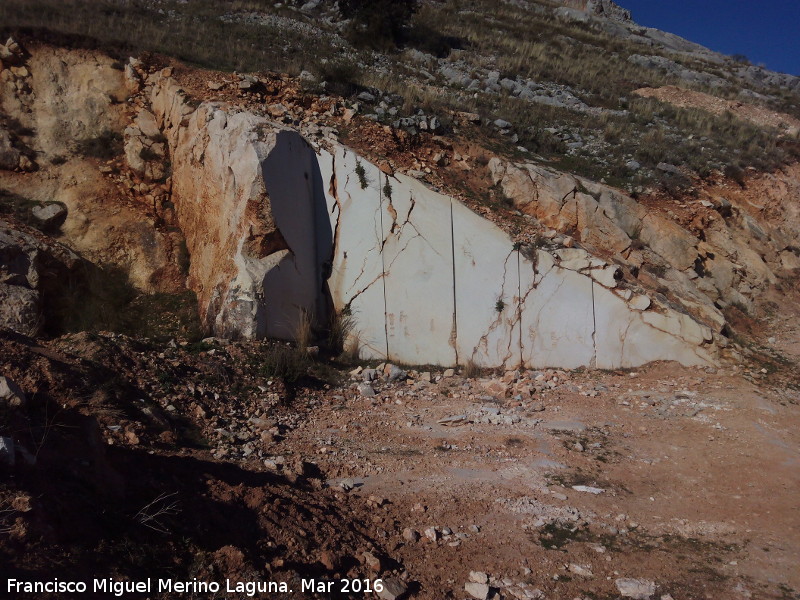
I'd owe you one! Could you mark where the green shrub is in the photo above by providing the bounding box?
[259,344,310,383]
[355,161,368,189]
[340,0,419,50]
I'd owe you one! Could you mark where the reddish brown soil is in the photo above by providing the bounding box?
[2,283,799,599]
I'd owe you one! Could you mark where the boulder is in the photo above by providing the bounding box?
[0,436,14,467]
[0,376,26,408]
[615,578,656,599]
[31,203,68,231]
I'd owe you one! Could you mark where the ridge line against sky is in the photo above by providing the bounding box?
[620,0,800,77]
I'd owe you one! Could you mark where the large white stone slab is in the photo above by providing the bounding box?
[452,202,521,367]
[382,173,457,366]
[520,251,596,369]
[593,284,713,368]
[323,146,388,358]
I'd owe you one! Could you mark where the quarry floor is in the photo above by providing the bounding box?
[287,354,800,599]
[1,294,798,600]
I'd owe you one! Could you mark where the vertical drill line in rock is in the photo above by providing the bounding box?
[379,174,390,360]
[517,249,523,368]
[450,199,458,365]
[591,280,597,362]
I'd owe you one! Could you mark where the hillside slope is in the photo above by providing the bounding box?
[0,2,799,599]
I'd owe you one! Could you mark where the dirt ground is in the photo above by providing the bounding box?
[2,284,798,600]
[284,297,800,600]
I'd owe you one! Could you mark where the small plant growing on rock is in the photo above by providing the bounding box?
[355,161,368,189]
[382,177,393,200]
[495,298,506,313]
[75,130,122,159]
[139,146,161,162]
[463,359,481,378]
[328,308,356,356]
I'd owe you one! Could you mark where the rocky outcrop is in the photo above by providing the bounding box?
[556,0,631,21]
[489,156,799,335]
[150,74,331,340]
[141,74,718,367]
[0,44,187,294]
[6,43,794,370]
[124,109,169,181]
[0,41,127,162]
[320,147,715,368]
[0,219,82,336]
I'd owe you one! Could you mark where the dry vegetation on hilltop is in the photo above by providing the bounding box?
[2,0,800,191]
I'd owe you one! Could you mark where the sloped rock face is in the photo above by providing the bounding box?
[151,75,331,340]
[488,155,799,332]
[0,43,186,294]
[144,75,718,367]
[318,149,715,368]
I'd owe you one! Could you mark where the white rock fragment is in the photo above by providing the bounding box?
[568,563,593,578]
[630,295,651,311]
[0,376,26,408]
[464,582,490,600]
[572,485,605,494]
[377,577,408,600]
[616,578,656,599]
[469,571,489,584]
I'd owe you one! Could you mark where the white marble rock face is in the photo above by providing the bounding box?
[319,143,716,370]
[153,77,717,369]
[452,201,522,368]
[321,147,389,359]
[382,173,458,366]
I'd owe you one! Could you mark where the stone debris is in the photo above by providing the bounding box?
[377,577,408,600]
[469,571,489,584]
[572,485,605,494]
[361,551,382,572]
[464,581,491,600]
[616,578,657,599]
[568,563,594,578]
[437,414,467,426]
[358,383,376,397]
[424,526,438,542]
[386,364,407,382]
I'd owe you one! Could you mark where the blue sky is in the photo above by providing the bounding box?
[621,0,800,76]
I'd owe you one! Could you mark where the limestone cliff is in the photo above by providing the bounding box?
[3,42,799,370]
[138,69,717,368]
